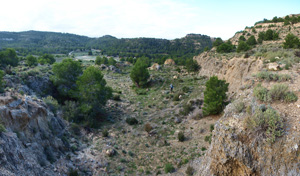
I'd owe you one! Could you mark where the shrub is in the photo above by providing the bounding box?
[62,101,81,122]
[178,131,185,142]
[70,123,81,136]
[126,117,138,125]
[237,41,250,53]
[164,163,175,173]
[204,134,212,144]
[255,71,291,82]
[0,124,6,133]
[246,107,283,143]
[112,94,121,101]
[268,84,288,101]
[186,165,194,176]
[42,96,59,114]
[102,129,109,137]
[246,35,257,46]
[26,55,38,67]
[233,100,245,113]
[180,103,194,115]
[95,56,108,65]
[68,168,79,176]
[210,124,214,132]
[216,41,235,53]
[283,33,300,49]
[253,84,268,102]
[185,59,200,72]
[144,123,153,133]
[108,57,117,66]
[182,86,190,93]
[284,91,298,102]
[213,38,223,47]
[203,76,229,116]
[173,92,184,101]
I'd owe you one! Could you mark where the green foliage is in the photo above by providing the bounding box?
[254,71,291,82]
[268,84,289,101]
[95,56,108,65]
[76,66,112,122]
[178,131,185,142]
[246,107,283,143]
[213,38,223,47]
[62,101,81,122]
[210,124,214,132]
[185,59,200,72]
[216,41,235,53]
[233,100,245,113]
[126,117,138,125]
[25,55,38,67]
[237,41,250,53]
[186,166,194,176]
[164,163,175,173]
[42,96,59,114]
[239,35,246,41]
[108,57,117,66]
[0,123,6,133]
[284,91,298,102]
[51,58,83,99]
[39,54,55,64]
[180,103,194,115]
[246,36,257,46]
[130,58,150,88]
[0,70,5,92]
[253,84,269,102]
[203,76,229,116]
[0,48,19,67]
[102,129,109,137]
[254,84,297,103]
[283,33,300,49]
[204,134,212,144]
[68,168,80,176]
[173,92,184,101]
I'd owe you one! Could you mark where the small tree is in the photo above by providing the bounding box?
[203,76,229,116]
[216,41,235,53]
[108,57,117,66]
[213,38,223,47]
[185,59,200,72]
[130,58,150,88]
[51,58,82,99]
[95,56,108,65]
[283,33,300,49]
[26,55,38,66]
[239,35,246,41]
[246,35,257,46]
[237,41,250,53]
[76,66,112,122]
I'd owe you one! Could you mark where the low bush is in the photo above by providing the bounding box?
[42,96,59,114]
[173,92,184,101]
[284,91,298,102]
[233,100,245,113]
[102,129,109,137]
[126,117,138,125]
[164,163,175,173]
[186,165,194,176]
[253,84,268,102]
[245,107,283,143]
[204,134,212,144]
[112,94,121,101]
[268,84,288,101]
[178,131,185,142]
[254,71,291,82]
[180,103,194,115]
[0,124,6,133]
[144,123,153,133]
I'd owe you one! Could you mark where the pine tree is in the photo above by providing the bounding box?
[203,76,229,116]
[130,58,150,88]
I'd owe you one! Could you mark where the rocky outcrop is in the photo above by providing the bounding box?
[194,53,263,93]
[197,100,300,176]
[0,92,69,176]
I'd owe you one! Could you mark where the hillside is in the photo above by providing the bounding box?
[194,14,300,175]
[0,31,213,60]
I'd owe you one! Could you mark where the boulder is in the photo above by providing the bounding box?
[149,63,160,70]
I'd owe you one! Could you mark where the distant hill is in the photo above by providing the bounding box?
[0,31,213,61]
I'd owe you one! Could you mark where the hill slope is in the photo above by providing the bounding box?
[0,31,213,60]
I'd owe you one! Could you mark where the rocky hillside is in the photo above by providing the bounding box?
[193,15,300,175]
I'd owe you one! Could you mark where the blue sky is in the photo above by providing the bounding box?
[1,0,299,39]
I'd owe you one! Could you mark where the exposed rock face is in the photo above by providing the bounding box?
[194,53,263,93]
[0,92,68,176]
[197,101,300,176]
[164,59,176,65]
